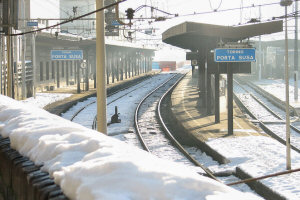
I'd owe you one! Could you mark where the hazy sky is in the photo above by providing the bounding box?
[119,0,295,40]
[118,0,296,61]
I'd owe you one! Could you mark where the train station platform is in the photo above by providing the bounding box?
[169,71,294,199]
[171,71,266,144]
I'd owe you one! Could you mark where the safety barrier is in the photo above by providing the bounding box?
[0,136,68,200]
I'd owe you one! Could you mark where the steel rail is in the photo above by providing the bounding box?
[157,74,218,181]
[134,74,177,152]
[68,75,153,123]
[233,79,300,153]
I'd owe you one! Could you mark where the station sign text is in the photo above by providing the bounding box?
[214,48,256,62]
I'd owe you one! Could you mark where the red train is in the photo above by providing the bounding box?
[153,61,177,71]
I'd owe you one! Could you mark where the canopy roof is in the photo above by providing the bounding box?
[162,21,283,51]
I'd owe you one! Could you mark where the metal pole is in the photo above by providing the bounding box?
[0,36,2,95]
[77,61,80,93]
[96,0,107,134]
[284,5,291,170]
[294,1,298,101]
[227,63,233,135]
[7,29,12,97]
[21,35,26,99]
[31,33,36,98]
[206,73,211,115]
[215,64,220,123]
[258,5,262,80]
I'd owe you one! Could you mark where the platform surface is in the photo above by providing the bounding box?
[171,71,267,142]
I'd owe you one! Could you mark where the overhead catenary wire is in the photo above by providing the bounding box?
[178,0,299,17]
[208,0,223,11]
[8,0,128,36]
[11,0,299,37]
[227,167,300,186]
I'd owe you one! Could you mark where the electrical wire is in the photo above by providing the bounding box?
[8,0,128,36]
[208,0,223,11]
[178,0,297,17]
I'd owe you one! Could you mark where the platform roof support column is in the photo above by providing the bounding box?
[66,61,69,86]
[56,61,60,88]
[147,56,151,72]
[128,54,131,78]
[120,54,124,81]
[137,52,141,75]
[106,52,110,85]
[112,53,115,83]
[125,53,128,79]
[206,71,212,115]
[77,61,80,93]
[215,67,220,123]
[198,56,206,107]
[116,52,120,81]
[227,63,233,135]
[131,54,134,77]
[134,54,137,76]
[85,51,89,91]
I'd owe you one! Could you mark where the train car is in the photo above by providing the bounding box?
[154,61,176,71]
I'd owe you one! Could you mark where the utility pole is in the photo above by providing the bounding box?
[258,5,262,80]
[294,1,298,101]
[280,0,292,170]
[31,32,36,98]
[0,37,2,95]
[7,29,12,97]
[21,0,26,99]
[96,0,107,134]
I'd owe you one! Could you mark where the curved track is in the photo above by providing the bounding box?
[134,73,217,180]
[62,74,170,128]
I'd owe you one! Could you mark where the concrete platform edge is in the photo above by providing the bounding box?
[45,73,157,115]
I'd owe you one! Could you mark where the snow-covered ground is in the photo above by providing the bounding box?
[22,92,72,108]
[0,94,259,200]
[1,73,300,199]
[253,78,300,108]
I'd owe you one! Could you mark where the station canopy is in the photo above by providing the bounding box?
[162,21,283,51]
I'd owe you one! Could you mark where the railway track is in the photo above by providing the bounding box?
[62,74,172,128]
[134,73,218,180]
[233,78,300,153]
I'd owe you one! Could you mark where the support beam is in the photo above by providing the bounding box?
[77,61,80,93]
[227,63,233,135]
[56,61,60,88]
[214,71,220,123]
[206,73,211,115]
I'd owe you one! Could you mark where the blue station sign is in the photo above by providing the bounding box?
[214,48,256,62]
[51,50,83,60]
[27,21,38,27]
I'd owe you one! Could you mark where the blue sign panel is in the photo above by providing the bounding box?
[214,48,256,62]
[27,21,38,27]
[51,50,83,60]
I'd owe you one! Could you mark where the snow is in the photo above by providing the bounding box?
[207,136,300,200]
[22,92,72,108]
[2,74,300,199]
[0,94,259,200]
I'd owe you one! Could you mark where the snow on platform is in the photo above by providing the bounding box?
[0,94,259,200]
